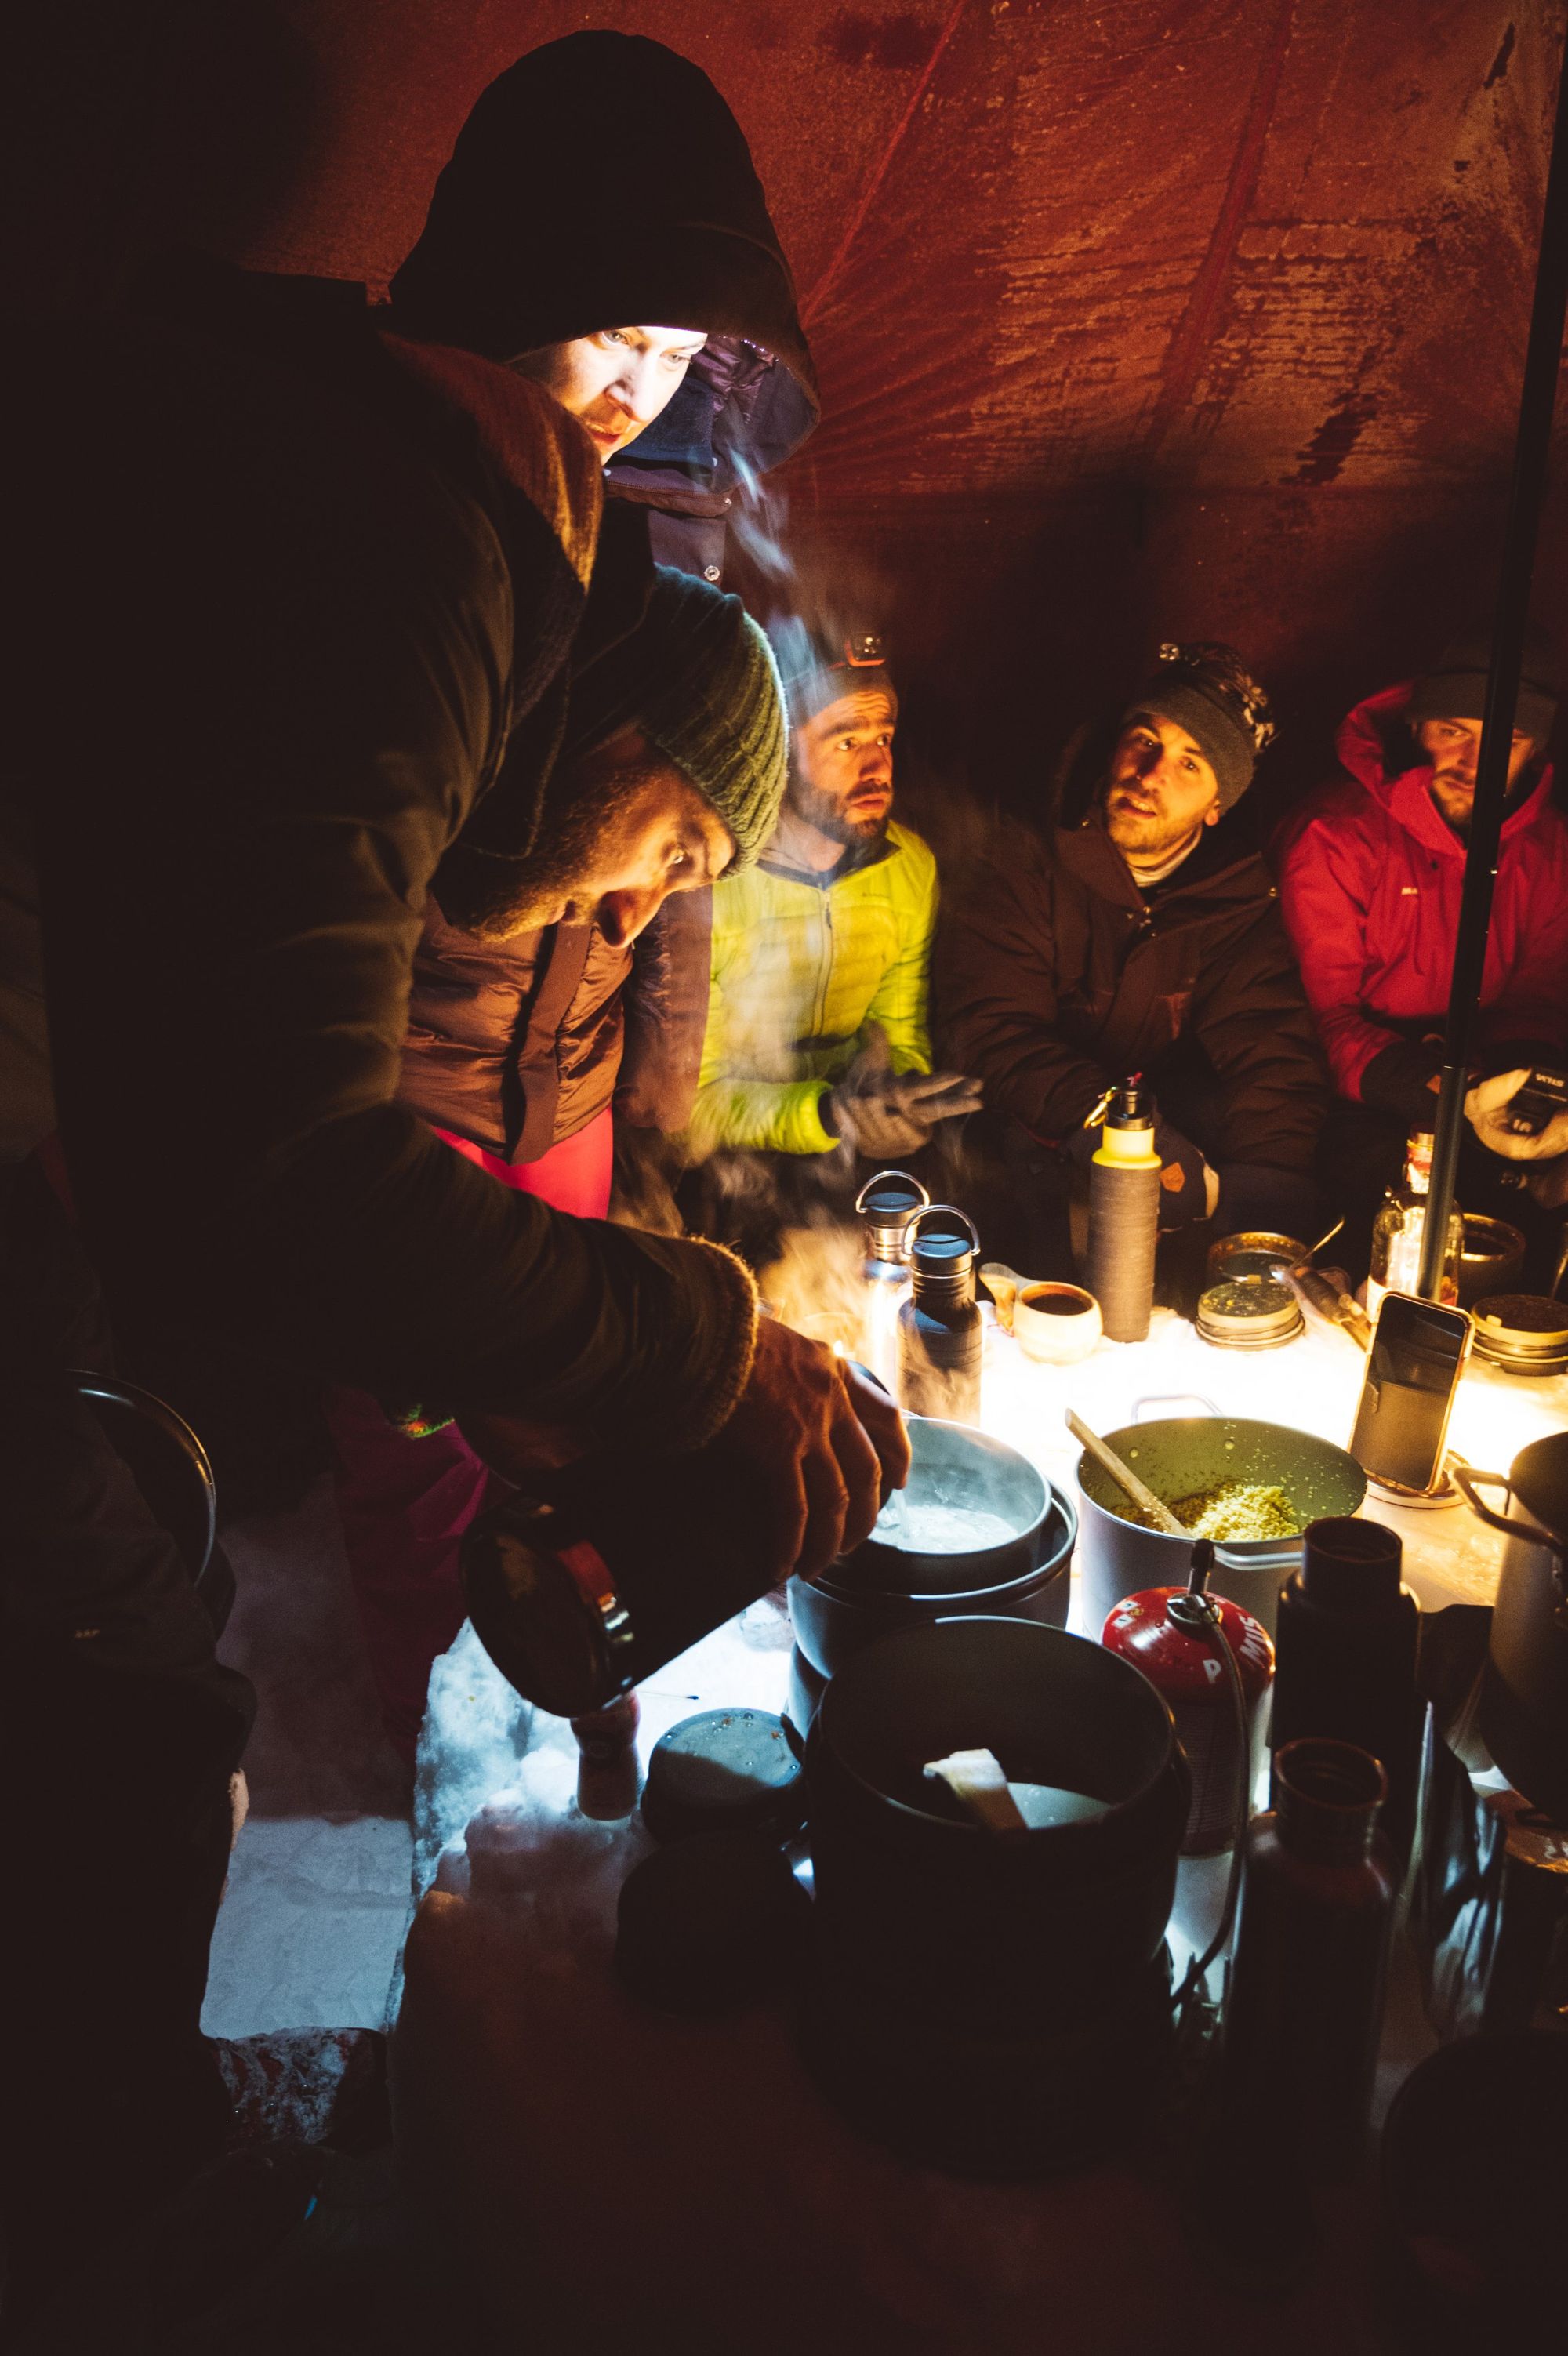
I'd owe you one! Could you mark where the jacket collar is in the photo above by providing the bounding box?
[758,830,898,890]
[1054,812,1261,911]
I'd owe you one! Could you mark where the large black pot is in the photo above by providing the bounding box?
[805,1617,1188,2024]
[1457,1432,1568,1817]
[68,1370,234,1636]
[788,1416,1075,1683]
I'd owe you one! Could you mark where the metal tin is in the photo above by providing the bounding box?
[1205,1230,1309,1283]
[1471,1293,1568,1376]
[1457,1214,1527,1309]
[1195,1273,1305,1349]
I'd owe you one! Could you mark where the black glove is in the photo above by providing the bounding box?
[1063,1108,1209,1229]
[1359,1035,1443,1127]
[825,1024,983,1159]
[1151,1120,1210,1230]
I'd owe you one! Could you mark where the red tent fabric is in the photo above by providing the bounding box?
[10,2,1565,800]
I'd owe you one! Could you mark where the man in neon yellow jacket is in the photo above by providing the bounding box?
[688,632,980,1167]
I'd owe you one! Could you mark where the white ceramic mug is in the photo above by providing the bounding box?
[1014,1281,1102,1366]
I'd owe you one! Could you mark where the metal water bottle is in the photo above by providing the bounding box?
[1087,1078,1162,1342]
[856,1169,927,1389]
[896,1206,983,1425]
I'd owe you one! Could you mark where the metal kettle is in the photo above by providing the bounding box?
[1456,1432,1568,1818]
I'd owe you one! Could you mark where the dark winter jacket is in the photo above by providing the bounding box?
[1276,683,1568,1118]
[398,888,713,1161]
[935,811,1327,1174]
[1,254,755,1448]
[393,30,818,1162]
[390,30,819,587]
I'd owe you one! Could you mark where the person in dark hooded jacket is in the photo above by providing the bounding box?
[936,644,1328,1276]
[328,32,824,1754]
[0,39,894,2314]
[390,30,821,1189]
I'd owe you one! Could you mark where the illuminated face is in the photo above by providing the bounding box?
[466,730,734,945]
[789,689,896,849]
[509,326,708,463]
[1417,716,1538,828]
[1102,712,1221,865]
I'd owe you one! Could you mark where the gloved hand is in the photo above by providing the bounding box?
[826,1023,983,1160]
[1359,1033,1444,1126]
[1464,1068,1568,1163]
[1064,1102,1215,1228]
[1152,1120,1215,1230]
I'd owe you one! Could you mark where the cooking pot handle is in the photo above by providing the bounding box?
[1213,1541,1303,1577]
[1133,1392,1220,1421]
[1452,1465,1557,1547]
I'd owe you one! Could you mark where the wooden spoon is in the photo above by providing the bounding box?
[1065,1408,1188,1537]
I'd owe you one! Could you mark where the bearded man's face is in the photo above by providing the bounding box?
[787,690,896,850]
[435,729,732,947]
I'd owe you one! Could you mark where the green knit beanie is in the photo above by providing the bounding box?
[562,565,787,872]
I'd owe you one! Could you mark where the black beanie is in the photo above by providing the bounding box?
[1407,619,1559,744]
[1120,641,1276,811]
[769,622,898,729]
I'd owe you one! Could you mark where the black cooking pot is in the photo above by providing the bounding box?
[68,1370,233,1636]
[1457,1432,1568,1817]
[805,1617,1188,2026]
[788,1415,1075,1683]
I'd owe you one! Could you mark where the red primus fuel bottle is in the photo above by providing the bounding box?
[1102,1579,1275,1854]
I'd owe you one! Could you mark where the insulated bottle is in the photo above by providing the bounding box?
[1222,1737,1397,2181]
[1272,1516,1423,1860]
[1086,1078,1161,1342]
[896,1206,982,1425]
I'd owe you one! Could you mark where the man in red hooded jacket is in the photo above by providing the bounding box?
[1276,625,1566,1272]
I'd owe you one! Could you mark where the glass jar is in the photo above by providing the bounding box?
[1367,1130,1462,1317]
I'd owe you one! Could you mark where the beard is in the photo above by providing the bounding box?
[433,754,660,940]
[788,771,891,851]
[1102,782,1202,867]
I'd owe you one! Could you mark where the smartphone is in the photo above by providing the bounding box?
[1349,1291,1472,1496]
[1501,1065,1568,1137]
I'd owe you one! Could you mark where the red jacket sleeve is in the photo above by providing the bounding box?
[1276,804,1402,1102]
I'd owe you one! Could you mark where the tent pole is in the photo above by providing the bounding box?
[1417,27,1568,1300]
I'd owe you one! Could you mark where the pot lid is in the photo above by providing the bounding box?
[1474,1294,1568,1348]
[1196,1274,1304,1348]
